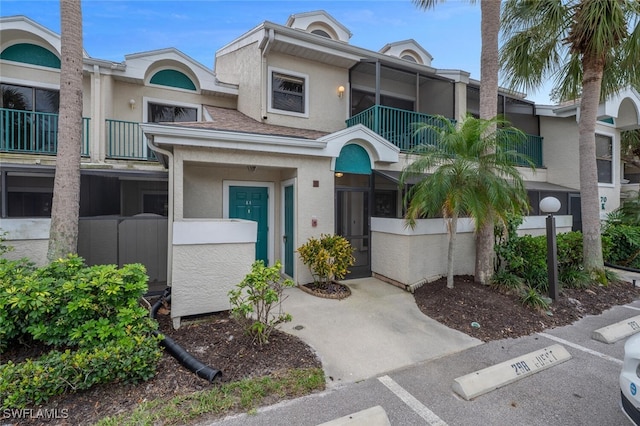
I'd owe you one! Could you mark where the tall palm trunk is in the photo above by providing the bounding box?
[47,0,83,261]
[475,0,501,284]
[578,52,605,273]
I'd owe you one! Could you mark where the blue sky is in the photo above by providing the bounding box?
[1,0,553,104]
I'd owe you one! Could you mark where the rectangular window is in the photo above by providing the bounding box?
[271,71,306,114]
[148,102,197,123]
[596,134,613,184]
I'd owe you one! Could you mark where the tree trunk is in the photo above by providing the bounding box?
[47,0,83,261]
[447,214,458,289]
[475,0,501,284]
[578,52,605,273]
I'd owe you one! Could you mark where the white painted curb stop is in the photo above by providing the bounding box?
[592,315,640,344]
[316,405,391,426]
[452,344,571,400]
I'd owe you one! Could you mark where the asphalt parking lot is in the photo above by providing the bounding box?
[209,299,640,426]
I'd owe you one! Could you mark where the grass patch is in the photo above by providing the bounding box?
[95,367,325,425]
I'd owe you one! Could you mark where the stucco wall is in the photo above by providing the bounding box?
[1,218,51,266]
[2,240,48,266]
[1,62,60,86]
[540,116,581,189]
[265,53,348,132]
[371,218,476,286]
[170,219,256,328]
[371,215,575,286]
[215,42,263,121]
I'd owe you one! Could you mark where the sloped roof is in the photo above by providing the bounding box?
[170,106,329,140]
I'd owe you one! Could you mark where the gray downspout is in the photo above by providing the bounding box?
[146,136,174,288]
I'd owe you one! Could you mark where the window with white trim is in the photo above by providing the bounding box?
[148,102,197,123]
[269,69,307,115]
[596,133,613,184]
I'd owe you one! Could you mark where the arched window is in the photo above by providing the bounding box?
[149,69,196,91]
[311,29,331,38]
[0,43,60,69]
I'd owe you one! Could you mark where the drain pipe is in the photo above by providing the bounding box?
[150,288,222,382]
[145,135,174,287]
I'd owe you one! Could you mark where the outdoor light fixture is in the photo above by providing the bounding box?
[540,196,561,301]
[129,98,136,110]
[337,85,345,98]
[247,165,257,173]
[335,172,344,178]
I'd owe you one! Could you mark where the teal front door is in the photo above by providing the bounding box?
[284,185,294,277]
[229,186,268,264]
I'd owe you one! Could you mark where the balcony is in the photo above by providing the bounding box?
[1,108,90,156]
[0,108,155,161]
[346,105,543,167]
[106,119,155,161]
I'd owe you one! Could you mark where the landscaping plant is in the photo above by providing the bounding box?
[493,214,614,308]
[297,234,355,286]
[0,255,162,408]
[228,260,295,346]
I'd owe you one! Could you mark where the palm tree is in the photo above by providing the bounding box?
[401,115,532,289]
[47,0,83,261]
[413,0,501,284]
[500,0,640,277]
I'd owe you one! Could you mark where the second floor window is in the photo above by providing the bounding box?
[596,134,613,184]
[271,71,306,114]
[1,83,59,113]
[148,102,197,123]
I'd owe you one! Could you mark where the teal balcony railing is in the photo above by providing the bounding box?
[106,119,156,161]
[346,105,543,167]
[0,108,90,156]
[500,129,544,168]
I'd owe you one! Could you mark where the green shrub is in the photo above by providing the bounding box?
[0,255,162,407]
[0,335,160,408]
[520,286,550,311]
[602,224,640,269]
[229,260,295,346]
[0,230,13,257]
[297,234,355,285]
[494,227,614,293]
[559,267,591,289]
[489,270,524,295]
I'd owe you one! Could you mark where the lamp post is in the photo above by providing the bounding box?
[540,196,561,301]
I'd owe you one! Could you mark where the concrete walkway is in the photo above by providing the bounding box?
[280,277,482,388]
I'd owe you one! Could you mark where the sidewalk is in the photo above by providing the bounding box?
[279,277,482,388]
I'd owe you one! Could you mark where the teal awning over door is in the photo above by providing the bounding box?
[335,144,371,175]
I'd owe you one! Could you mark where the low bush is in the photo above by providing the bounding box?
[297,234,355,285]
[602,224,640,269]
[1,336,160,408]
[495,227,610,295]
[229,260,295,346]
[0,255,162,408]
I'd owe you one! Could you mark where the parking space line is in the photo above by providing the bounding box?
[623,305,640,311]
[378,375,448,426]
[538,332,623,365]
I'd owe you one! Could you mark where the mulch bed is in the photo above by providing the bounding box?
[9,310,322,425]
[414,275,640,342]
[298,281,351,299]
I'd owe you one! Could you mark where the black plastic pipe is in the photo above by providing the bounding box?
[605,262,640,274]
[150,288,222,382]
